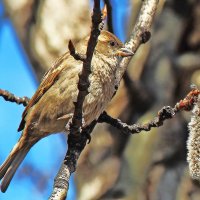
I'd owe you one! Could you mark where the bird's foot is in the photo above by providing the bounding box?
[84,132,91,144]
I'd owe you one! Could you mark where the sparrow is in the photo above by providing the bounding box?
[0,30,133,192]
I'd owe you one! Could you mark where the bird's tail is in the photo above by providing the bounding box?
[0,136,36,192]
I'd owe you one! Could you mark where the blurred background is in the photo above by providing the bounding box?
[0,0,200,199]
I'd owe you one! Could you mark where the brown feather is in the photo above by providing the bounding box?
[18,52,70,131]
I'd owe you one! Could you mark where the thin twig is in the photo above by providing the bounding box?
[98,88,200,135]
[68,40,86,61]
[0,89,29,106]
[98,107,176,135]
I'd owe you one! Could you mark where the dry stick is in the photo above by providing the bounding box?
[48,1,102,199]
[0,89,30,106]
[98,107,176,135]
[115,0,157,85]
[98,88,200,134]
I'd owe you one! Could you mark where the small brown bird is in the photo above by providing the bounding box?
[0,30,133,192]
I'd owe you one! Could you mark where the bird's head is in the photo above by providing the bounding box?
[95,30,134,58]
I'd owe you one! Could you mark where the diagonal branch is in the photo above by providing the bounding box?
[98,107,176,135]
[98,88,200,135]
[115,0,158,85]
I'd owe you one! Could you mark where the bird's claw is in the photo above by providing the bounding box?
[84,132,91,144]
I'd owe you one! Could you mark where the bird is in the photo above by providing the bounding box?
[0,30,133,192]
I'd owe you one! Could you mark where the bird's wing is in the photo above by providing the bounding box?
[18,52,71,131]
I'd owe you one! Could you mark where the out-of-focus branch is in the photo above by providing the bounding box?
[98,88,200,134]
[175,53,200,71]
[103,0,114,33]
[0,89,30,106]
[49,0,102,199]
[120,0,152,105]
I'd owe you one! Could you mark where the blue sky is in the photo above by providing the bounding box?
[0,1,130,199]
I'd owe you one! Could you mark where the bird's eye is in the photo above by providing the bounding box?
[109,41,116,47]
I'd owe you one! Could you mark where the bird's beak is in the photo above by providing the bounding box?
[115,47,134,57]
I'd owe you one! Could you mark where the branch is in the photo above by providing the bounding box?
[0,89,29,106]
[49,121,97,200]
[68,40,86,62]
[70,0,102,134]
[49,0,102,199]
[98,88,200,134]
[103,0,114,33]
[115,0,158,84]
[120,0,153,105]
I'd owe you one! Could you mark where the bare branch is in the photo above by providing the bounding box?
[0,89,29,106]
[70,0,102,134]
[98,88,200,135]
[116,0,159,84]
[49,0,102,199]
[49,121,97,200]
[98,107,176,135]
